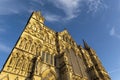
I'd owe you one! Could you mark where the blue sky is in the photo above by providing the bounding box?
[0,0,120,79]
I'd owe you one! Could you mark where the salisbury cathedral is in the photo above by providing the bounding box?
[0,11,110,80]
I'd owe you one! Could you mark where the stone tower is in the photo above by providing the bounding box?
[0,11,110,80]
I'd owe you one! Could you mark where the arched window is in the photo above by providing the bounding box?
[41,52,45,62]
[69,48,82,75]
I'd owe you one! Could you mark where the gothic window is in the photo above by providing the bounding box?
[46,53,49,63]
[69,48,82,75]
[51,55,54,66]
[48,54,51,64]
[41,52,45,62]
[65,49,72,65]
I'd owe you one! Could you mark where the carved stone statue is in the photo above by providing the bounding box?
[15,55,24,69]
[8,53,18,68]
[19,38,27,49]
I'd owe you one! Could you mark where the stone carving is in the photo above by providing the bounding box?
[19,38,27,49]
[42,72,56,80]
[21,57,28,71]
[25,40,31,51]
[28,59,33,72]
[0,11,111,80]
[35,56,41,75]
[8,53,19,68]
[15,55,24,69]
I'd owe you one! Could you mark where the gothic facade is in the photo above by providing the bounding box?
[0,11,110,80]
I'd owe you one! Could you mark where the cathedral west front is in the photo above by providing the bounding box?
[0,11,111,80]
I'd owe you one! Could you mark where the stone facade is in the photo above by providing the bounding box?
[0,11,110,80]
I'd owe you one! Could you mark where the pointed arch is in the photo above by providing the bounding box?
[41,68,57,80]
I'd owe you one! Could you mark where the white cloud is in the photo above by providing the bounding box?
[44,13,61,22]
[0,0,106,21]
[109,68,120,74]
[110,27,120,39]
[0,43,11,53]
[48,0,106,21]
[49,0,82,20]
[86,0,106,13]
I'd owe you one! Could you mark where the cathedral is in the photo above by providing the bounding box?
[0,11,110,80]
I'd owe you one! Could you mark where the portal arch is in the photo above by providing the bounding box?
[41,69,56,80]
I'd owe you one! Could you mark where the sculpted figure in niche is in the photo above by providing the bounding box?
[15,55,24,69]
[25,40,31,51]
[19,38,27,49]
[30,43,36,54]
[36,45,42,56]
[21,57,29,71]
[28,59,33,72]
[8,53,18,68]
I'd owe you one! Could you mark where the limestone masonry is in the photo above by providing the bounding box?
[0,11,110,80]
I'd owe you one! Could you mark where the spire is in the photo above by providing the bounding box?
[83,40,90,50]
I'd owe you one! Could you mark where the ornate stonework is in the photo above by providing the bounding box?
[0,11,110,80]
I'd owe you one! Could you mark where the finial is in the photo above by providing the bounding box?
[83,39,90,50]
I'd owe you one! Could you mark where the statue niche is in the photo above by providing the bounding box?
[19,38,27,49]
[15,55,24,69]
[30,42,36,55]
[8,53,19,68]
[21,57,29,73]
[25,40,32,51]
